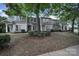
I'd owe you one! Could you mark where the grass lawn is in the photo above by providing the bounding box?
[0,32,79,56]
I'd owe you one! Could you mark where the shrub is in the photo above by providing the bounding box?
[0,23,6,33]
[28,31,51,37]
[51,29,62,32]
[21,29,26,33]
[28,31,39,36]
[46,31,51,36]
[42,31,51,36]
[0,35,11,48]
[28,31,34,36]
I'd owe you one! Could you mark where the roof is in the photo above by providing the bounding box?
[0,20,11,23]
[49,15,59,20]
[41,17,59,21]
[8,21,27,25]
[5,15,59,24]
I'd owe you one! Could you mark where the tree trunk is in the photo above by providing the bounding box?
[78,21,79,35]
[35,4,40,32]
[62,24,63,31]
[19,16,21,21]
[71,19,75,33]
[36,13,40,32]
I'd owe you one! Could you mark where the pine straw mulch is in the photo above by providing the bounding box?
[0,32,79,56]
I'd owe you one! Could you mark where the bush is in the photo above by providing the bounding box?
[51,29,62,32]
[28,31,34,36]
[46,31,51,36]
[0,23,6,33]
[28,31,51,37]
[21,29,26,33]
[28,31,38,36]
[42,31,51,36]
[0,35,11,48]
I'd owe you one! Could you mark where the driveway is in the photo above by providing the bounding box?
[39,45,79,56]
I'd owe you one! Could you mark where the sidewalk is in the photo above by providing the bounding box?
[39,45,79,56]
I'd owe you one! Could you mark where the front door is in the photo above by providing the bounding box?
[28,25,31,31]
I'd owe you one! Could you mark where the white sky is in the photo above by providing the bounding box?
[0,10,8,17]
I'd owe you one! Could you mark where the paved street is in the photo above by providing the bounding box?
[39,45,79,56]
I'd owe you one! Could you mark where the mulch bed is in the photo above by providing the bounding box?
[0,32,79,56]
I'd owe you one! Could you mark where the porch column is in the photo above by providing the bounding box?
[44,25,47,31]
[6,24,8,33]
[31,25,33,31]
[12,24,16,32]
[40,25,43,31]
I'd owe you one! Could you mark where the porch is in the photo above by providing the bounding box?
[5,23,27,33]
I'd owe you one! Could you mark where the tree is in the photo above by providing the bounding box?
[4,3,50,32]
[52,3,79,33]
[0,16,7,33]
[0,16,7,22]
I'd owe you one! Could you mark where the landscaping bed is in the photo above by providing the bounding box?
[0,32,79,56]
[0,34,11,49]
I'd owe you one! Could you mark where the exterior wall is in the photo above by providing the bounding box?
[6,23,27,32]
[6,16,60,32]
[40,18,60,31]
[14,23,27,32]
[7,16,27,32]
[8,16,20,21]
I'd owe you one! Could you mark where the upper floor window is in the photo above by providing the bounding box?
[33,25,37,31]
[43,19,49,22]
[33,18,37,22]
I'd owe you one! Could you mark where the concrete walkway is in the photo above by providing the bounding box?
[39,45,79,56]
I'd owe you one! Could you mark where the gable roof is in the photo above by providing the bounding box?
[0,20,11,23]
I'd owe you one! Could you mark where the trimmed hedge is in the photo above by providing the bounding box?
[0,35,11,47]
[21,29,26,33]
[51,29,62,32]
[28,31,51,37]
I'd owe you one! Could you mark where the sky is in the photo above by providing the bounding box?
[0,3,8,17]
[0,3,6,10]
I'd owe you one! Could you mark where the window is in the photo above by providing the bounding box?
[33,25,37,31]
[33,18,36,22]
